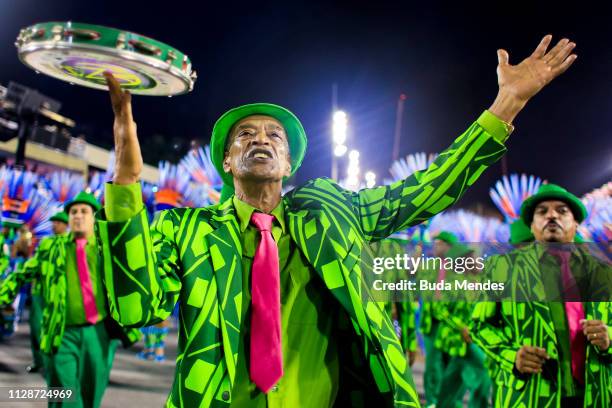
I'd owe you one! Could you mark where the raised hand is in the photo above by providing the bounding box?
[489,35,577,124]
[104,72,143,185]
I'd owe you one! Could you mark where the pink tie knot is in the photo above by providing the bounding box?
[548,248,571,265]
[251,212,274,232]
[76,237,87,249]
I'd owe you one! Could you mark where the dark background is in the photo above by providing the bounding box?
[1,0,610,210]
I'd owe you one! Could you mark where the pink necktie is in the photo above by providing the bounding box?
[550,249,586,385]
[75,238,100,325]
[249,213,283,393]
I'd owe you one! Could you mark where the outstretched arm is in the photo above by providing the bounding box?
[356,36,577,241]
[0,248,40,305]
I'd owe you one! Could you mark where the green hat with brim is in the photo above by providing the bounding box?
[520,183,587,226]
[210,103,308,202]
[64,191,101,213]
[49,211,69,224]
[509,219,534,245]
[433,231,459,245]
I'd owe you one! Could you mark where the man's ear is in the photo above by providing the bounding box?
[284,156,291,178]
[223,155,231,174]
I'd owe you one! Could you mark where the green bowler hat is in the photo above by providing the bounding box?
[509,219,534,245]
[520,183,587,225]
[49,211,69,224]
[433,231,458,245]
[210,103,308,202]
[64,191,102,213]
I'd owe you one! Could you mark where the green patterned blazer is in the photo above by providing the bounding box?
[471,244,612,408]
[96,115,507,408]
[0,234,140,354]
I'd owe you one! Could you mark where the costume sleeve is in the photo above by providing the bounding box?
[470,301,521,377]
[96,182,182,328]
[0,249,38,305]
[438,301,469,332]
[355,111,508,242]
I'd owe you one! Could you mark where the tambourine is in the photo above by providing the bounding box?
[15,21,197,96]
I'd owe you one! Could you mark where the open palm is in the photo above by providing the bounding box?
[497,35,577,103]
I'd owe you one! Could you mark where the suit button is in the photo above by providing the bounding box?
[222,391,230,401]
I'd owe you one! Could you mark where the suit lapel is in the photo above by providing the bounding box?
[204,200,243,384]
[285,184,377,343]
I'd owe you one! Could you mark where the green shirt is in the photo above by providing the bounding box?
[230,197,339,408]
[63,234,107,326]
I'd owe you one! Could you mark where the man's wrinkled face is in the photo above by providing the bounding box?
[52,221,68,235]
[531,200,578,243]
[433,239,452,257]
[68,204,94,238]
[222,115,291,184]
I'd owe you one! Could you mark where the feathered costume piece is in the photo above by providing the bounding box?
[0,166,39,228]
[43,170,85,204]
[179,146,222,204]
[489,173,543,221]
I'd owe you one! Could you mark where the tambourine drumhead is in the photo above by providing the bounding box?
[20,45,190,96]
[16,22,196,96]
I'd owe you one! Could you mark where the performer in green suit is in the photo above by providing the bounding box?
[435,243,491,408]
[419,231,457,407]
[375,237,419,366]
[0,192,140,408]
[471,184,612,407]
[26,211,69,374]
[99,35,576,407]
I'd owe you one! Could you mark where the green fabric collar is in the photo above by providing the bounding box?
[232,196,286,234]
[67,232,96,245]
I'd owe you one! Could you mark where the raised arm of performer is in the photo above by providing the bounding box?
[98,35,576,329]
[355,35,576,240]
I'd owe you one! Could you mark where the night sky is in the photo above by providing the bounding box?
[1,0,611,211]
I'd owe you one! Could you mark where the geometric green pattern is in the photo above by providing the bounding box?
[471,245,612,408]
[0,234,140,354]
[96,118,507,407]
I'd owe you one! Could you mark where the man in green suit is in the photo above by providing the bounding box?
[0,193,140,408]
[26,211,69,374]
[99,35,576,407]
[435,243,491,408]
[471,184,612,407]
[419,231,457,407]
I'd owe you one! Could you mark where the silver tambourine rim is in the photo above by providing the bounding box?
[17,40,196,96]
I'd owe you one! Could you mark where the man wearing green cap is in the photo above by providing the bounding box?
[99,35,576,407]
[0,192,140,407]
[49,211,69,236]
[418,231,457,407]
[25,211,70,374]
[471,183,612,407]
